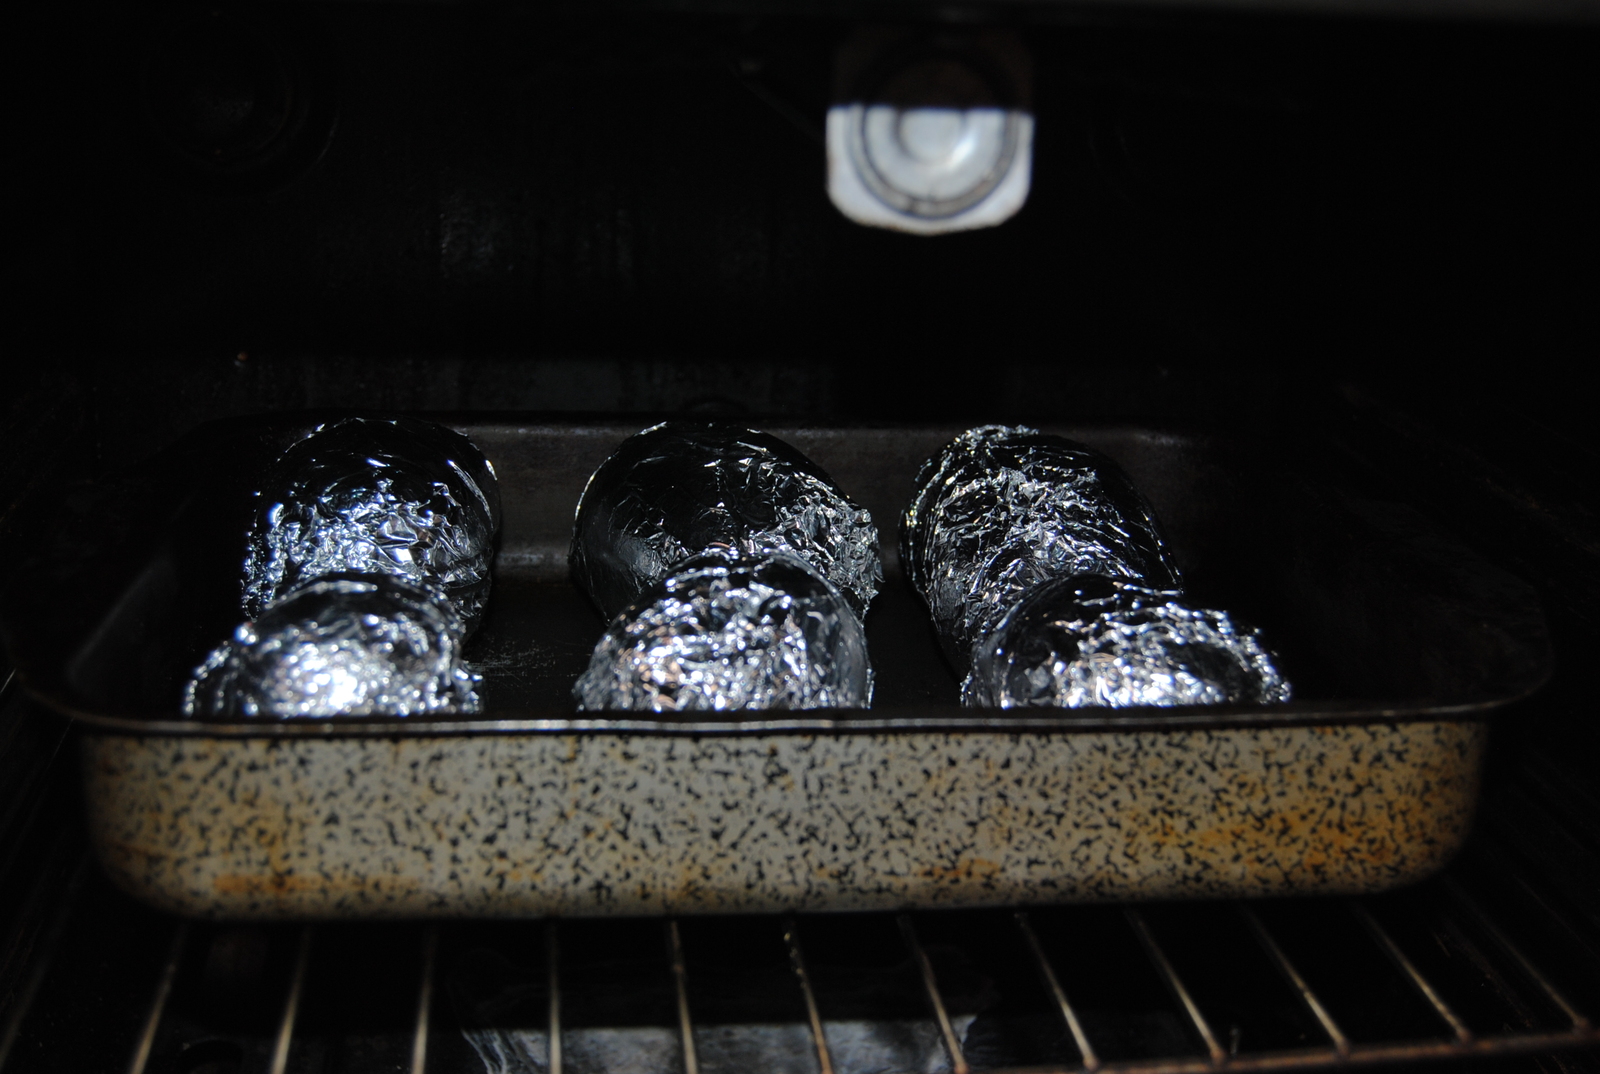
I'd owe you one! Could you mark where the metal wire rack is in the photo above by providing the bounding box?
[1,850,1596,1074]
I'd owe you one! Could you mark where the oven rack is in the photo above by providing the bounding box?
[1,850,1596,1074]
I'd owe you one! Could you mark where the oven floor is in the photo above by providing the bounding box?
[1,831,1596,1074]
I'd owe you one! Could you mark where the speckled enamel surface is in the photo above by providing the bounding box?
[82,722,1485,919]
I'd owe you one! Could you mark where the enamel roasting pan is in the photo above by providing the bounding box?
[0,416,1550,920]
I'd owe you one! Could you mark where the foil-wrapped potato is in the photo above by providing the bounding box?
[185,572,482,718]
[242,417,500,631]
[570,422,880,621]
[905,426,1288,708]
[965,574,1291,708]
[902,425,1180,673]
[573,552,872,712]
[571,423,880,711]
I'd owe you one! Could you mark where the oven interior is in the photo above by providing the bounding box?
[3,2,1599,1072]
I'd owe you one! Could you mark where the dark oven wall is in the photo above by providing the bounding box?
[8,4,1597,452]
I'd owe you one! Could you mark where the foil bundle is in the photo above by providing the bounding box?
[571,423,879,711]
[904,425,1289,708]
[570,422,881,620]
[573,553,872,712]
[901,425,1180,672]
[965,574,1292,708]
[241,417,501,631]
[184,572,482,718]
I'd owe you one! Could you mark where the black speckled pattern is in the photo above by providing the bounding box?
[82,722,1484,919]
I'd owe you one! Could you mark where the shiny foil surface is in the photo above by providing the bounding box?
[966,574,1291,708]
[574,553,872,712]
[570,422,881,621]
[185,572,482,718]
[901,425,1180,672]
[242,417,501,631]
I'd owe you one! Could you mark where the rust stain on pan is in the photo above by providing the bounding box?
[916,859,1005,882]
[211,873,423,897]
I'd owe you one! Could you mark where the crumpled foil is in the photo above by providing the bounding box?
[242,417,501,631]
[570,422,881,621]
[184,572,482,718]
[573,552,872,712]
[965,574,1291,708]
[901,425,1180,672]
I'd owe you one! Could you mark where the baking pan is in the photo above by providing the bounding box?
[0,417,1550,920]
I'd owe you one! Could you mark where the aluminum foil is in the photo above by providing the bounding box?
[184,572,482,718]
[901,425,1180,672]
[573,552,872,712]
[965,574,1291,708]
[242,417,501,631]
[569,422,881,621]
